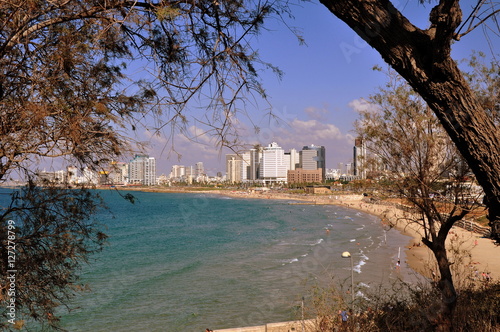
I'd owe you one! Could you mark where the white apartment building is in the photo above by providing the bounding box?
[325,169,341,181]
[170,165,185,179]
[226,154,242,183]
[82,167,98,185]
[195,162,205,178]
[287,148,299,170]
[240,151,251,181]
[259,142,288,184]
[67,166,79,184]
[129,154,156,186]
[109,161,129,185]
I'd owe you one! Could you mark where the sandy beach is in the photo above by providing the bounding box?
[120,186,499,282]
[210,189,500,283]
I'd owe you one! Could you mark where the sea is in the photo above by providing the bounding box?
[2,189,415,331]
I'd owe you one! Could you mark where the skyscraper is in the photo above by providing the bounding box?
[259,142,288,184]
[353,137,366,179]
[287,148,299,170]
[226,154,242,183]
[300,144,326,181]
[195,162,204,177]
[249,147,262,181]
[241,151,251,181]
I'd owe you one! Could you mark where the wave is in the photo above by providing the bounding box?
[354,261,365,273]
[281,258,299,265]
[355,290,369,301]
[310,238,324,246]
[353,251,369,273]
[278,239,322,246]
[367,236,375,248]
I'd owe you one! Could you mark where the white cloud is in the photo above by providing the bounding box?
[250,118,353,166]
[289,119,342,140]
[142,129,169,145]
[132,107,358,174]
[348,98,378,114]
[304,106,329,121]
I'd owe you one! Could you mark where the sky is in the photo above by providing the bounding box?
[135,0,499,177]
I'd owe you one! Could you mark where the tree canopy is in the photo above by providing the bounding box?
[0,0,283,181]
[0,0,499,329]
[355,69,486,330]
[0,0,281,328]
[319,0,500,243]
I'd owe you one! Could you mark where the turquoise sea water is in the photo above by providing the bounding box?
[2,189,414,331]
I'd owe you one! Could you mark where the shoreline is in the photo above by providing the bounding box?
[117,186,499,282]
[219,190,500,281]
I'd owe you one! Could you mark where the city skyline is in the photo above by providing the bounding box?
[133,0,494,176]
[19,1,495,180]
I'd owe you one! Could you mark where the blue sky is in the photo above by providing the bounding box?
[140,0,499,177]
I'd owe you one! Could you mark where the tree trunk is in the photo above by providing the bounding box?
[431,241,456,332]
[319,0,500,241]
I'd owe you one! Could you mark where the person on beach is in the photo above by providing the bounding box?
[339,309,349,323]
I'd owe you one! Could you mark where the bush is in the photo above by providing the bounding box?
[308,280,500,331]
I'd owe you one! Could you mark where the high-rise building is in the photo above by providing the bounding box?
[345,162,353,175]
[300,149,318,170]
[338,162,345,175]
[249,147,262,181]
[170,165,185,179]
[108,161,128,184]
[259,142,288,183]
[185,165,194,178]
[67,166,78,184]
[129,154,156,185]
[299,144,326,181]
[82,167,98,185]
[195,162,204,177]
[286,148,300,170]
[226,154,242,183]
[241,152,251,181]
[353,137,366,179]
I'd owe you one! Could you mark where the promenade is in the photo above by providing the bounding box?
[213,319,317,332]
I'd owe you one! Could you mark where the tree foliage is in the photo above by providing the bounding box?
[0,0,282,328]
[356,69,485,331]
[0,0,283,163]
[319,0,500,243]
[462,51,500,125]
[0,0,499,329]
[0,183,107,330]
